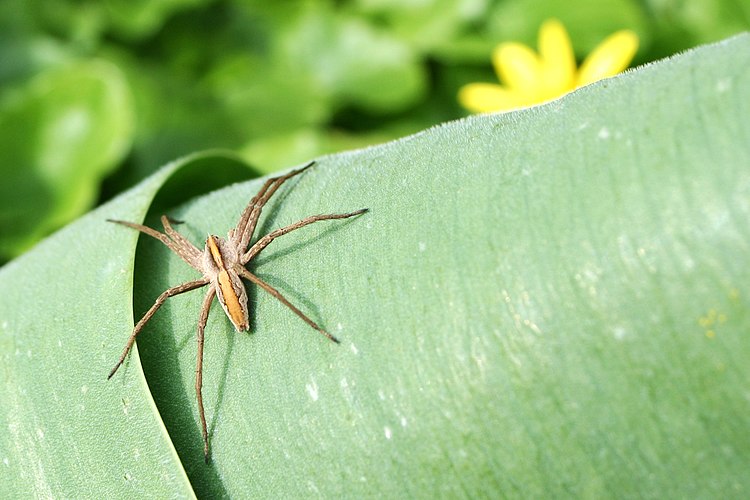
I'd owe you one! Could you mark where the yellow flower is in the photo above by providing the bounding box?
[458,19,639,113]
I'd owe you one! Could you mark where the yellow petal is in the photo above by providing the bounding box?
[457,83,534,113]
[538,19,576,94]
[492,42,543,93]
[577,30,639,86]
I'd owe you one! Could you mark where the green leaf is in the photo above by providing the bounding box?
[353,0,493,54]
[2,34,750,497]
[487,0,650,54]
[277,6,426,112]
[198,4,427,149]
[30,0,214,41]
[104,0,213,39]
[0,152,250,498]
[0,59,135,258]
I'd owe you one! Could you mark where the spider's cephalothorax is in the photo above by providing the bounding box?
[107,161,367,462]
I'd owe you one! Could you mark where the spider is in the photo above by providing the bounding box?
[107,161,367,462]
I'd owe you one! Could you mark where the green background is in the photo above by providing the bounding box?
[1,0,749,260]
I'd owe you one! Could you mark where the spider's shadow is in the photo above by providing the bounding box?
[247,218,360,332]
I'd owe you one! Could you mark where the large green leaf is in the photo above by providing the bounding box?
[2,34,750,497]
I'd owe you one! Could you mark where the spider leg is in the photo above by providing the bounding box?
[237,267,340,343]
[195,286,216,463]
[109,218,201,268]
[108,278,209,379]
[241,209,368,264]
[160,216,202,265]
[234,162,316,250]
[231,176,285,247]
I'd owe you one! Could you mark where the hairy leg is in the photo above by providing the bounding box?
[242,209,367,264]
[160,216,202,266]
[238,267,339,343]
[234,162,315,250]
[195,286,217,463]
[109,219,200,268]
[108,279,209,379]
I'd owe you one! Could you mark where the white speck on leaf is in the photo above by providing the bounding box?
[306,480,320,494]
[613,326,627,340]
[384,426,392,440]
[306,378,319,402]
[716,78,732,93]
[598,127,610,139]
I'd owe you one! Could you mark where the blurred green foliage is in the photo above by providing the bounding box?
[0,0,748,260]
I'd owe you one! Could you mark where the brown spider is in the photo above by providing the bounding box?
[107,161,367,462]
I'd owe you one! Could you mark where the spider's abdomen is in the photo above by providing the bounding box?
[215,269,249,331]
[206,235,249,332]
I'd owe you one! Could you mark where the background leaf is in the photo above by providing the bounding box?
[2,34,750,497]
[3,0,749,254]
[0,59,134,257]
